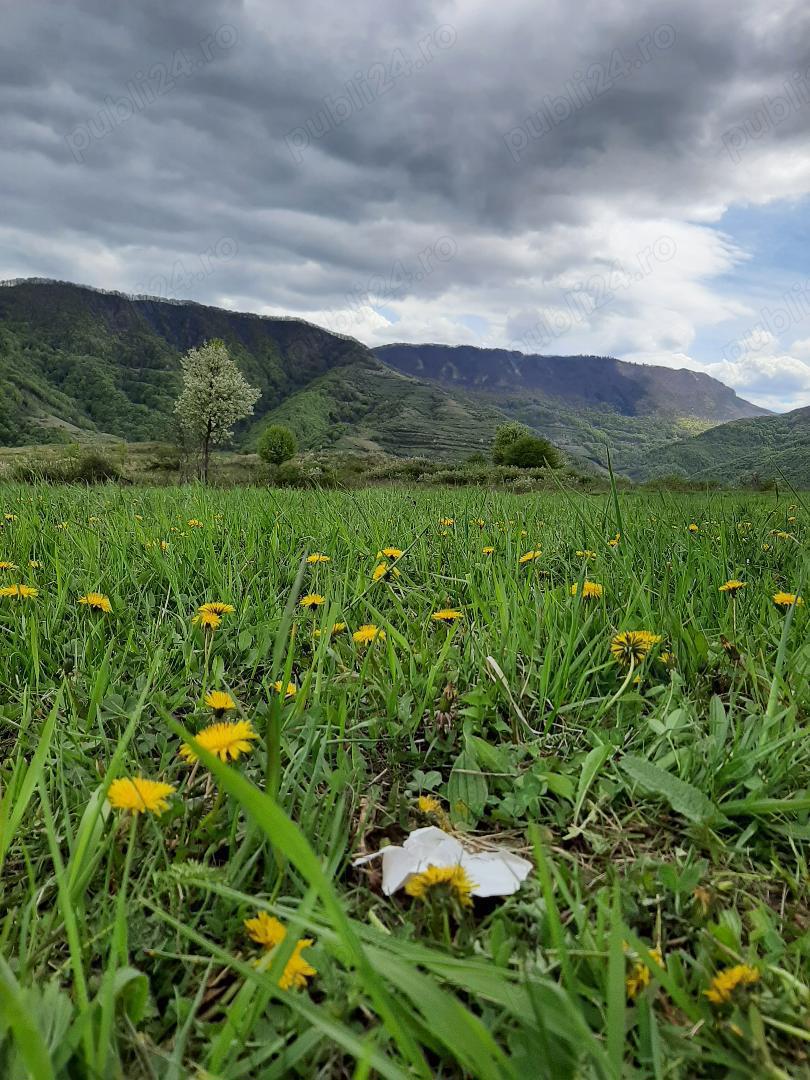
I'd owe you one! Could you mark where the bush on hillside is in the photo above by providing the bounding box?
[501,435,562,469]
[491,421,531,464]
[11,450,124,484]
[275,456,338,488]
[258,424,297,465]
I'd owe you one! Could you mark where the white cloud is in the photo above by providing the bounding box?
[705,336,810,411]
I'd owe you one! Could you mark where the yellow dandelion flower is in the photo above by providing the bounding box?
[431,608,463,622]
[439,518,455,527]
[300,593,325,608]
[417,794,443,815]
[372,561,400,582]
[378,546,404,559]
[0,583,38,599]
[519,550,542,564]
[245,913,316,990]
[626,948,663,1000]
[704,964,760,1005]
[688,523,699,533]
[4,514,18,522]
[0,561,17,570]
[78,592,112,613]
[276,940,317,990]
[719,580,746,594]
[405,865,475,908]
[576,549,597,559]
[245,911,287,948]
[481,546,495,555]
[273,680,297,697]
[314,621,347,639]
[473,518,486,528]
[28,560,42,569]
[204,690,236,713]
[192,609,221,630]
[417,795,450,826]
[353,623,385,645]
[107,776,175,815]
[610,630,661,665]
[570,581,603,599]
[306,553,330,564]
[198,601,235,616]
[179,719,258,763]
[773,591,803,607]
[187,519,204,528]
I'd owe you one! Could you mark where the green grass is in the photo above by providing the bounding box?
[624,406,810,487]
[0,483,808,1078]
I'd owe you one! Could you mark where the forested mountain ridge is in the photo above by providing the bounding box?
[0,278,374,445]
[375,343,768,422]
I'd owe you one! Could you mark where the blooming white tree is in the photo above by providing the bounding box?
[174,339,260,482]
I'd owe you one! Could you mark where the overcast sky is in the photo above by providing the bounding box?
[3,0,810,410]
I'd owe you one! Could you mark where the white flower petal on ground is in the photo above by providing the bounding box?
[353,826,533,898]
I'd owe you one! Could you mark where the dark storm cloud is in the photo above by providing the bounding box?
[2,0,810,406]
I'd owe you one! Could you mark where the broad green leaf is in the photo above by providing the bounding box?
[620,755,720,825]
[0,956,55,1080]
[448,748,488,825]
[573,744,613,823]
[0,689,61,874]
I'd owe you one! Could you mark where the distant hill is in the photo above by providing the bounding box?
[0,279,784,476]
[375,343,769,471]
[627,405,810,487]
[0,279,509,458]
[375,343,768,421]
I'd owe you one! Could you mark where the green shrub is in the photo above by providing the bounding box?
[275,457,338,488]
[491,421,532,464]
[69,451,124,483]
[425,467,491,486]
[464,451,489,466]
[258,424,297,465]
[10,450,123,484]
[502,435,562,469]
[365,457,438,481]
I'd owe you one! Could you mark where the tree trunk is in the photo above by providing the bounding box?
[202,417,212,483]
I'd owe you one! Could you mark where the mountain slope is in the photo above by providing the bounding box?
[256,363,510,457]
[0,278,375,445]
[374,343,769,472]
[375,343,768,421]
[628,406,810,486]
[0,279,510,457]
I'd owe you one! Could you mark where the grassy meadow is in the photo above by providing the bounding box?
[0,483,808,1078]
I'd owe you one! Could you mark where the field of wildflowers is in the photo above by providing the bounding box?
[0,484,807,1078]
